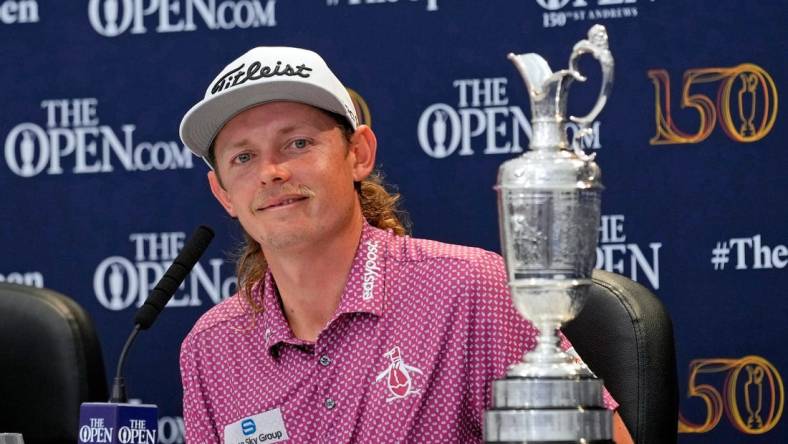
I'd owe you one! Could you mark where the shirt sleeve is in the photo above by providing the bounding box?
[466,251,534,427]
[466,251,618,428]
[180,332,221,444]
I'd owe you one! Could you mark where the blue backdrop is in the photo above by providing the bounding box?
[1,1,785,442]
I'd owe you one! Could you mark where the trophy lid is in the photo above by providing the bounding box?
[498,25,613,192]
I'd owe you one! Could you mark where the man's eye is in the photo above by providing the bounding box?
[291,139,310,150]
[234,153,252,164]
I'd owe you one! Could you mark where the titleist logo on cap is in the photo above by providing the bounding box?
[211,61,313,95]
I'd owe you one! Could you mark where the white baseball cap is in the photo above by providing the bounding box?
[179,46,359,160]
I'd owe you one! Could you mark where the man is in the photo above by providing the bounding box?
[179,46,633,443]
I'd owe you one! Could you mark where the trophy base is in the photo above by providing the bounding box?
[484,377,612,443]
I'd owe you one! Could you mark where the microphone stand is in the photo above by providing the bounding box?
[110,324,141,403]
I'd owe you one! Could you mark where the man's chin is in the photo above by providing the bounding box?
[257,230,310,252]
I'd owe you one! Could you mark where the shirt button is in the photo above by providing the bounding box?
[319,355,331,367]
[324,398,336,410]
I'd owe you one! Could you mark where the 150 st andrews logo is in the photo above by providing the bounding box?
[4,98,193,177]
[537,0,642,29]
[648,64,778,144]
[88,0,276,37]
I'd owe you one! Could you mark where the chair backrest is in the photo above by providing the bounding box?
[563,270,678,444]
[0,283,108,444]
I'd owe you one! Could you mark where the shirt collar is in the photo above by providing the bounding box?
[259,273,308,354]
[332,220,388,318]
[259,221,390,354]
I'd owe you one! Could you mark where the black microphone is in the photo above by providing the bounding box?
[135,225,215,329]
[109,225,215,403]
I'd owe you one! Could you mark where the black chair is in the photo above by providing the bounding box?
[0,283,108,444]
[563,270,678,444]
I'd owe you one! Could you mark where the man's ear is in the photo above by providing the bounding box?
[208,171,237,218]
[349,125,377,181]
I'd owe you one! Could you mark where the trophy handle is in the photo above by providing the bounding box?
[568,24,614,127]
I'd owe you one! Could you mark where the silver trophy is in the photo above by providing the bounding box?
[484,25,614,443]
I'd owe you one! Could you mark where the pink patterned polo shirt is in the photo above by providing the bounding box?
[180,222,617,443]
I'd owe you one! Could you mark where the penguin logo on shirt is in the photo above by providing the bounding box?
[375,346,424,402]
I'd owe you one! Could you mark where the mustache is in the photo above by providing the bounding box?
[255,183,315,204]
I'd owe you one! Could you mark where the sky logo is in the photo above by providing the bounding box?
[241,419,256,436]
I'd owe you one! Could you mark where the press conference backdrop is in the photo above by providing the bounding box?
[1,1,784,442]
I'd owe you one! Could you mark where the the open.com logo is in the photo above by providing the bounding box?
[87,0,277,37]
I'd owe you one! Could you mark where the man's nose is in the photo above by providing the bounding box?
[257,157,291,185]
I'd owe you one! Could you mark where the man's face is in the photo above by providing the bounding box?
[208,101,373,252]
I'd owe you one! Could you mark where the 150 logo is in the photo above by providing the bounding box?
[648,64,778,145]
[679,356,784,434]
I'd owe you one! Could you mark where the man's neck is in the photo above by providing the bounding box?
[265,211,365,342]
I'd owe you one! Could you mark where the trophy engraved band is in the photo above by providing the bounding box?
[484,25,615,443]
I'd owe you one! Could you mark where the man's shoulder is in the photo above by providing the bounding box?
[386,232,505,273]
[183,293,251,342]
[382,232,513,314]
[389,231,506,287]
